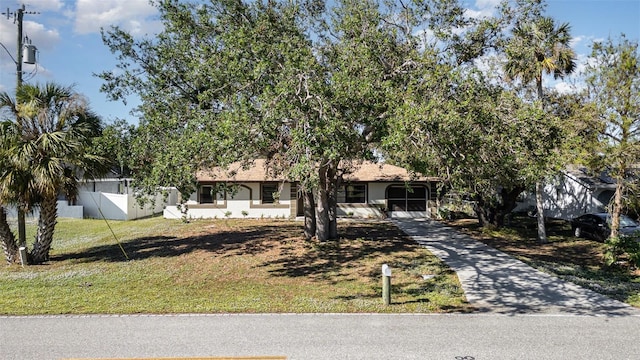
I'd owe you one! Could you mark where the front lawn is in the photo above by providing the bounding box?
[0,217,470,315]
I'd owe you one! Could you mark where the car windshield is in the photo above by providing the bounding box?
[608,215,639,227]
[619,215,639,227]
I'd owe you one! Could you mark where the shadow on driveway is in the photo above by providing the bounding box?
[394,219,640,316]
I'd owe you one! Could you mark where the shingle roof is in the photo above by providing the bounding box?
[196,160,436,182]
[341,162,435,182]
[564,167,617,190]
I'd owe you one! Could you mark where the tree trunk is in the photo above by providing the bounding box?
[327,162,338,240]
[535,181,547,243]
[610,179,624,240]
[30,196,58,264]
[315,164,330,242]
[474,187,524,228]
[0,206,19,264]
[303,190,316,241]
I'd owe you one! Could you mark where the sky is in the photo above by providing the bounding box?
[0,0,639,125]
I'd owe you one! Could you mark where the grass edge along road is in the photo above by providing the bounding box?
[0,217,470,315]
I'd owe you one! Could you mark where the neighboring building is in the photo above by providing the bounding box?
[54,171,178,220]
[163,160,439,220]
[515,167,616,221]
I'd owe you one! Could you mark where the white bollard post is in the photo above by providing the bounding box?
[19,247,27,267]
[382,264,392,305]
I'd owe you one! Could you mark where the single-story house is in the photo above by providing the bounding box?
[514,167,616,221]
[163,160,439,220]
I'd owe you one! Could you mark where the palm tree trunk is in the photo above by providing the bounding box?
[0,206,19,264]
[535,77,547,244]
[30,196,58,264]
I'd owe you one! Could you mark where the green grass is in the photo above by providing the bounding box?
[0,217,470,315]
[448,215,640,308]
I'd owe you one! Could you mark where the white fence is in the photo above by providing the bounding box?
[78,191,176,220]
[6,189,178,221]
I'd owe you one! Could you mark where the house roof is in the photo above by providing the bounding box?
[564,167,617,190]
[196,159,436,183]
[341,162,435,182]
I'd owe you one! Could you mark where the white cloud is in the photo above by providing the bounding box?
[465,0,500,20]
[23,20,61,51]
[553,81,581,94]
[73,0,161,35]
[25,0,64,12]
[573,53,593,76]
[570,35,585,48]
[475,0,501,8]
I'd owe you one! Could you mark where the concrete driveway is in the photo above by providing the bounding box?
[393,218,640,315]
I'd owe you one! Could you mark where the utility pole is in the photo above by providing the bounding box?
[1,5,39,256]
[16,5,24,88]
[3,5,39,88]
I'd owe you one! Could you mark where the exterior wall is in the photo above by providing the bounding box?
[4,201,83,219]
[56,201,84,218]
[80,179,131,194]
[337,182,434,219]
[514,174,614,220]
[164,183,293,219]
[5,185,177,221]
[336,204,385,218]
[80,190,175,220]
[163,181,436,220]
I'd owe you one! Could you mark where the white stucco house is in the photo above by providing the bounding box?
[163,160,439,220]
[54,172,178,220]
[515,167,617,221]
[6,175,176,221]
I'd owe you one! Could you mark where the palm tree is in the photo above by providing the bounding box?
[504,16,576,243]
[0,83,108,264]
[0,120,25,264]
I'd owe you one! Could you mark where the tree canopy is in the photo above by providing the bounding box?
[585,36,640,241]
[97,0,599,234]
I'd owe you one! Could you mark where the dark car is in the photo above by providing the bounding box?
[571,213,640,242]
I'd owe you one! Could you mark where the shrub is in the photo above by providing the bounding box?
[604,235,640,268]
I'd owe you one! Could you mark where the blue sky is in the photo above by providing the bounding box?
[1,0,639,125]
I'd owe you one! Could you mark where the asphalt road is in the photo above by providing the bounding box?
[1,313,639,359]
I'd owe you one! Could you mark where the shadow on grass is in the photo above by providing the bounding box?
[53,224,303,263]
[449,215,603,267]
[261,222,428,279]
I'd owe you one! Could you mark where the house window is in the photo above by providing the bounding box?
[338,184,366,203]
[199,185,215,204]
[261,183,279,204]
